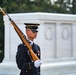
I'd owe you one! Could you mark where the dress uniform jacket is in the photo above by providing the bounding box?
[16,43,41,75]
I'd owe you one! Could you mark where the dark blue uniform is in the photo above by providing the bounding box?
[16,43,41,75]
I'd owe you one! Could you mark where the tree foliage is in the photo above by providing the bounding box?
[72,0,76,14]
[54,0,76,14]
[2,0,52,13]
[1,0,76,14]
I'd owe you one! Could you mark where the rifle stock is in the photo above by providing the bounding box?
[0,7,39,61]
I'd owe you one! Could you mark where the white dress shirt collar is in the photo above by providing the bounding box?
[29,40,33,45]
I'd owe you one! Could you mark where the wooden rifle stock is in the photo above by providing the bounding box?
[0,7,39,61]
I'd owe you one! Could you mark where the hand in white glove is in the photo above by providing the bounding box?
[34,60,42,68]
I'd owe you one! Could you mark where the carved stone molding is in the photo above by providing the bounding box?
[45,27,52,40]
[62,27,69,40]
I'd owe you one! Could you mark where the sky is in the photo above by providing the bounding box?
[51,0,73,5]
[51,0,73,3]
[51,0,57,4]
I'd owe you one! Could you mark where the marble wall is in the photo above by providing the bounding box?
[0,13,76,75]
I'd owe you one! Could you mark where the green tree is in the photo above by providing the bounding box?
[54,0,70,13]
[72,0,76,14]
[2,0,52,13]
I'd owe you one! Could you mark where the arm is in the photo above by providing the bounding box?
[16,44,36,71]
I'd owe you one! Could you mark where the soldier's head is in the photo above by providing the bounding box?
[24,23,40,41]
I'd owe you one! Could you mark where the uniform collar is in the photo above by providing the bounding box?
[29,40,33,45]
[27,38,34,46]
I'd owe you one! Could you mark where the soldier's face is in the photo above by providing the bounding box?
[26,29,38,41]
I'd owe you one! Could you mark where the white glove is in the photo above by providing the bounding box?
[34,60,42,68]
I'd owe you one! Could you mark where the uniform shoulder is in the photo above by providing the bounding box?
[34,43,39,47]
[17,43,27,53]
[18,43,26,47]
[34,43,40,50]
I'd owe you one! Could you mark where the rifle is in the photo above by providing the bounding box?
[0,7,39,61]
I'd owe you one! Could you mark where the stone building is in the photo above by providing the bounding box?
[0,13,76,75]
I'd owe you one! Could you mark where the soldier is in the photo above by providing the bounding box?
[16,23,42,75]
